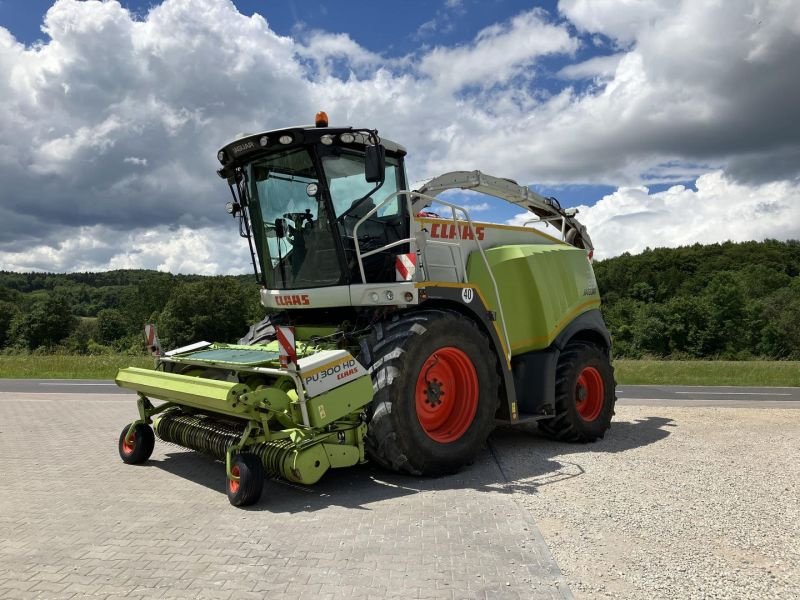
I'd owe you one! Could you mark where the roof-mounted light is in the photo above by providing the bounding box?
[217,150,225,162]
[339,132,355,144]
[279,135,293,145]
[315,111,329,127]
[259,135,268,147]
[320,134,334,145]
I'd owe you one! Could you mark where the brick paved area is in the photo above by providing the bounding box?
[0,393,571,600]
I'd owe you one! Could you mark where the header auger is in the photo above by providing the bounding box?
[115,113,616,506]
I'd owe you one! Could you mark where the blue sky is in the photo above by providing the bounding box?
[0,0,797,272]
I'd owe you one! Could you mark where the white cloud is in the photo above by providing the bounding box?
[418,9,577,92]
[558,53,623,80]
[0,0,798,274]
[559,0,675,43]
[0,224,251,274]
[507,172,800,259]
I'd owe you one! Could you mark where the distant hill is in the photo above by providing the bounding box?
[593,239,800,359]
[1,239,798,358]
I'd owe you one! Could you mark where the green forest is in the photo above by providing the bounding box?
[0,271,266,356]
[594,239,800,359]
[0,239,798,359]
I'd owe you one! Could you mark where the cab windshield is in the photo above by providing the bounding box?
[248,148,343,289]
[247,145,408,290]
[322,152,401,218]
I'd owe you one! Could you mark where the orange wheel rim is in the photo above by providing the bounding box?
[121,431,136,455]
[415,346,479,443]
[576,366,604,421]
[228,465,240,494]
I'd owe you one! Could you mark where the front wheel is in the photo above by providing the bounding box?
[538,341,616,442]
[118,423,155,464]
[226,453,264,507]
[362,309,500,476]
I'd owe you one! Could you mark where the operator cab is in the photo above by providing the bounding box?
[217,116,410,290]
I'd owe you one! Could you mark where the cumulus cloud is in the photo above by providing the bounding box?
[559,0,675,43]
[418,9,577,91]
[0,223,251,274]
[558,53,623,80]
[508,171,800,259]
[0,0,798,273]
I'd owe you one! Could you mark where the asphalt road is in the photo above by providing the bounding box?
[0,379,798,407]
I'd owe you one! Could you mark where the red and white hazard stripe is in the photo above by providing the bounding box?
[395,253,417,281]
[144,324,161,356]
[277,326,297,368]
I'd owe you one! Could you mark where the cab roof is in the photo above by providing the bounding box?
[216,125,406,179]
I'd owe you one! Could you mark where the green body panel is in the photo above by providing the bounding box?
[323,443,361,468]
[281,443,331,485]
[116,367,252,419]
[303,375,374,428]
[466,244,601,356]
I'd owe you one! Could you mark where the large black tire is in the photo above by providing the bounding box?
[538,341,616,442]
[360,309,500,476]
[118,423,155,464]
[226,453,264,507]
[238,315,277,346]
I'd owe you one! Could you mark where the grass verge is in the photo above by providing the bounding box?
[0,354,153,379]
[1,355,798,387]
[614,360,800,387]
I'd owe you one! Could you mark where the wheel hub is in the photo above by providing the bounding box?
[575,366,605,422]
[424,379,444,407]
[414,347,479,443]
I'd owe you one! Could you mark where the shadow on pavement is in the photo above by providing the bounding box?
[148,414,676,512]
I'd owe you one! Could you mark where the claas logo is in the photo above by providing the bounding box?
[429,223,485,241]
[275,294,311,306]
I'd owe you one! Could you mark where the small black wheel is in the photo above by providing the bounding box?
[538,341,616,442]
[226,453,264,507]
[118,423,155,464]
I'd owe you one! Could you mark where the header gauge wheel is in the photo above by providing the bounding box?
[361,309,500,476]
[118,423,155,465]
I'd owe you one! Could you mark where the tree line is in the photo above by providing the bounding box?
[0,239,798,359]
[0,270,265,355]
[594,239,800,359]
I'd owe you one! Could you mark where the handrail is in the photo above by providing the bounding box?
[352,190,511,363]
[352,191,416,284]
[423,196,511,363]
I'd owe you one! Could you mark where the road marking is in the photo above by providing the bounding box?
[675,391,792,396]
[652,385,800,389]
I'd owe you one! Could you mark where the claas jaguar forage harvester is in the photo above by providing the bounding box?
[115,112,616,506]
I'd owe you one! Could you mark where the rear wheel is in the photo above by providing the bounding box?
[538,341,616,442]
[118,423,155,464]
[226,453,264,507]
[361,309,499,476]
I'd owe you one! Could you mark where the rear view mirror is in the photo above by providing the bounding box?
[365,144,386,183]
